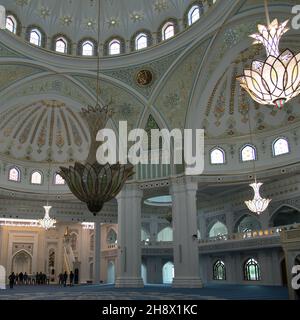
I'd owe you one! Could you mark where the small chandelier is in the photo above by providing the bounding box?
[39,205,56,230]
[245,181,271,215]
[39,163,56,230]
[237,1,300,109]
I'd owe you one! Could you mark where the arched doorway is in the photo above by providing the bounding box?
[280,259,288,286]
[107,261,115,284]
[12,250,32,274]
[162,261,174,284]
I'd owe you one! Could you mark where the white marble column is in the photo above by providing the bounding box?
[170,176,203,288]
[93,221,101,284]
[115,183,144,288]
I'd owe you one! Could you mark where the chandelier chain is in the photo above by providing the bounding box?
[96,0,101,105]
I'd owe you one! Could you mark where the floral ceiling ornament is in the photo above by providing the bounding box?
[237,1,300,109]
[59,0,134,216]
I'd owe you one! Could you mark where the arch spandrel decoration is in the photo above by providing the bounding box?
[154,37,212,130]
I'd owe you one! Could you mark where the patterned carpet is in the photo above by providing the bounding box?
[0,284,289,300]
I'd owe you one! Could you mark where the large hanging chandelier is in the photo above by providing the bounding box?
[39,163,56,230]
[58,0,134,216]
[245,180,271,215]
[237,0,300,109]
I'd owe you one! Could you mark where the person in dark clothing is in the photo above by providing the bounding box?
[35,272,39,285]
[8,272,15,289]
[63,271,68,287]
[59,273,64,285]
[23,272,28,285]
[19,272,24,285]
[69,271,74,286]
[15,273,19,285]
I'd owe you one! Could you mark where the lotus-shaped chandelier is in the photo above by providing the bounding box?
[39,205,56,230]
[59,105,134,216]
[59,0,134,216]
[237,19,300,109]
[245,181,271,215]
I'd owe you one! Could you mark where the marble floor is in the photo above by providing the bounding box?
[0,283,289,300]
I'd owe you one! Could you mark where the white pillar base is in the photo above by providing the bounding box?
[115,277,144,288]
[172,277,203,288]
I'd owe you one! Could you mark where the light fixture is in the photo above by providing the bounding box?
[245,181,271,215]
[237,0,300,109]
[244,101,271,215]
[59,0,134,216]
[39,163,56,230]
[39,205,56,230]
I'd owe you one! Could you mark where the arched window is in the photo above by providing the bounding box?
[82,40,94,56]
[244,258,261,281]
[135,33,148,50]
[31,171,42,185]
[54,173,65,185]
[55,37,67,53]
[188,5,201,25]
[162,22,175,40]
[157,227,173,242]
[209,221,228,238]
[106,229,117,244]
[6,15,17,33]
[109,40,121,55]
[8,167,21,182]
[241,144,256,162]
[213,260,226,280]
[29,29,42,46]
[210,147,225,164]
[273,137,289,156]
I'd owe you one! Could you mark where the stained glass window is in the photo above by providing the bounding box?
[109,40,121,55]
[244,258,261,281]
[6,16,17,33]
[210,147,225,164]
[31,171,42,184]
[9,167,20,182]
[241,145,256,162]
[213,260,226,280]
[136,33,148,50]
[82,40,94,56]
[30,29,42,46]
[188,6,201,25]
[273,138,289,156]
[162,23,175,40]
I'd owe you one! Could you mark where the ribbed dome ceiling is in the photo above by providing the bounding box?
[0,100,90,163]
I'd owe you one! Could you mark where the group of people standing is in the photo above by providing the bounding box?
[8,272,49,288]
[58,271,74,287]
[8,270,75,288]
